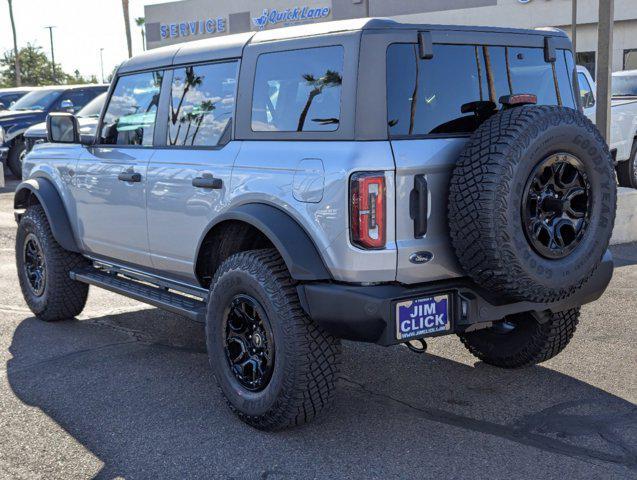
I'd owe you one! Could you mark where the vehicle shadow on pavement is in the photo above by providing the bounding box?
[6,310,637,479]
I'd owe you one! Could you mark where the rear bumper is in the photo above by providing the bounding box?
[297,250,613,346]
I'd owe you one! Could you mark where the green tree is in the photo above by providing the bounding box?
[135,17,146,51]
[0,44,96,87]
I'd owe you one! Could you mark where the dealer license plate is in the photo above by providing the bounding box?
[395,295,450,340]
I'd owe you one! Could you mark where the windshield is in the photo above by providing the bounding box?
[10,89,61,111]
[77,92,107,118]
[612,75,637,96]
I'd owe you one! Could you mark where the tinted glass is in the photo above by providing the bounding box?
[168,62,238,146]
[60,89,99,113]
[77,92,107,118]
[387,44,484,136]
[100,71,163,146]
[0,93,21,106]
[11,90,61,111]
[612,74,637,97]
[555,50,576,108]
[251,46,343,132]
[387,44,570,137]
[508,47,557,105]
[576,51,596,80]
[578,72,595,108]
[486,46,512,101]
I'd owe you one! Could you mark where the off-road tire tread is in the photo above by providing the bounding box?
[448,106,615,303]
[7,138,25,180]
[209,248,341,430]
[616,140,637,188]
[459,308,580,368]
[16,205,89,321]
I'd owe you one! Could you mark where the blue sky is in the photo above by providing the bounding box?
[0,0,168,82]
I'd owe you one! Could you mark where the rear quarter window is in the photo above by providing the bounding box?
[251,45,344,132]
[387,43,576,137]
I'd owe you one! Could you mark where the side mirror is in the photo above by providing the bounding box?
[60,99,74,112]
[0,102,5,110]
[46,112,80,143]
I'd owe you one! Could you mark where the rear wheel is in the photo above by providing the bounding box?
[16,205,89,321]
[206,249,341,430]
[449,106,616,303]
[459,308,580,368]
[7,138,25,180]
[616,141,637,188]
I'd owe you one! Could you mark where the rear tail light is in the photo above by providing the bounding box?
[350,172,386,249]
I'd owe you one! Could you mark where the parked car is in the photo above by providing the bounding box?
[612,69,637,98]
[23,92,107,156]
[0,87,37,110]
[15,19,616,430]
[577,66,637,188]
[0,84,108,179]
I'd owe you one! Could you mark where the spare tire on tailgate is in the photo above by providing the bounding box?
[448,105,616,303]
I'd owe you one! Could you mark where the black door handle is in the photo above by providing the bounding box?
[409,174,428,238]
[118,171,142,183]
[192,176,222,189]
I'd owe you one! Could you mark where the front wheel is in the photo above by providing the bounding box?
[206,249,341,430]
[7,138,25,180]
[16,205,89,321]
[458,308,580,368]
[617,141,637,189]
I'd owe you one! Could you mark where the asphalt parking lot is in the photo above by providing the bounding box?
[0,174,635,480]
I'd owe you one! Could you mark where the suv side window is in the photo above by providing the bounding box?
[58,89,96,113]
[100,71,163,146]
[251,46,344,132]
[578,72,595,108]
[168,61,238,147]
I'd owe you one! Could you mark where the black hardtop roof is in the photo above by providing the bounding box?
[118,17,568,74]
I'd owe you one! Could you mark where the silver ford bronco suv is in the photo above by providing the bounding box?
[14,19,617,430]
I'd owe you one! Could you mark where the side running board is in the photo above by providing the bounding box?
[70,267,207,322]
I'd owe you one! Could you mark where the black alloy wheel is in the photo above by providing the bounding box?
[22,232,46,296]
[522,153,592,259]
[223,294,275,392]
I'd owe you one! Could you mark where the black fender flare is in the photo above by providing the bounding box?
[200,203,331,281]
[14,178,80,253]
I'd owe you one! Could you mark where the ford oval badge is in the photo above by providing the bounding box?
[409,251,433,264]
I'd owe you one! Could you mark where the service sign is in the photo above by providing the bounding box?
[396,295,450,340]
[160,17,227,40]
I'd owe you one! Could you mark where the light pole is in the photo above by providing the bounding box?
[99,48,105,83]
[596,0,614,142]
[571,0,577,56]
[44,26,56,83]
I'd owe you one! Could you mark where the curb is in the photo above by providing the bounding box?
[611,187,637,245]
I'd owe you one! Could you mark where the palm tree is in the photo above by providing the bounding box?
[297,70,342,131]
[122,0,132,58]
[7,0,21,86]
[135,17,146,51]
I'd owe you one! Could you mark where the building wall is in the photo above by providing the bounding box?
[144,0,637,72]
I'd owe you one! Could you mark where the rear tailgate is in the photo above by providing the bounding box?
[386,37,577,285]
[392,138,466,284]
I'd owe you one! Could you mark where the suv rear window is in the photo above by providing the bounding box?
[251,46,344,132]
[387,43,576,137]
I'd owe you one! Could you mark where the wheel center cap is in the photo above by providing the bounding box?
[540,195,563,215]
[253,332,262,347]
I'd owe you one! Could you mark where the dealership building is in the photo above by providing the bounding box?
[144,0,637,76]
